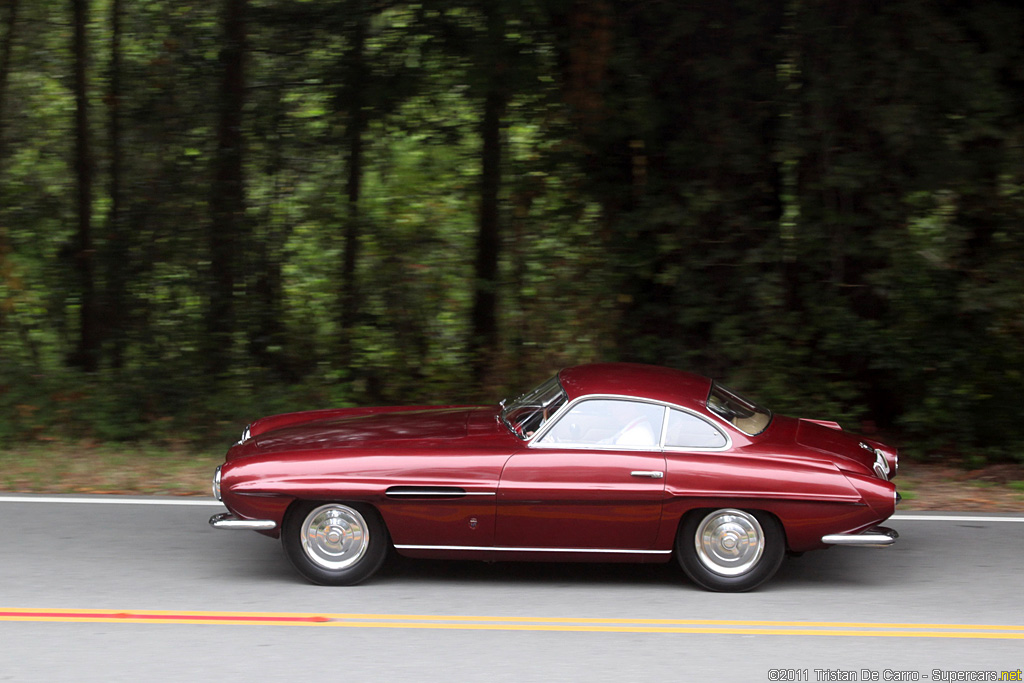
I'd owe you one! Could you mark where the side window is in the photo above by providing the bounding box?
[665,408,727,449]
[538,399,665,448]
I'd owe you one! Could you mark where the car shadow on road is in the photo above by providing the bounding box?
[375,552,685,588]
[771,547,902,590]
[207,528,903,591]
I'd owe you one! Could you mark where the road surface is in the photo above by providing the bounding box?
[1,495,1021,682]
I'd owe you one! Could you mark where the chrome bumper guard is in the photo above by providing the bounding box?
[822,525,898,547]
[209,512,277,531]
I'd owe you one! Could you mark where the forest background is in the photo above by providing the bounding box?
[1,0,1023,465]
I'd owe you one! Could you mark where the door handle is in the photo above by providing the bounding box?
[630,470,664,479]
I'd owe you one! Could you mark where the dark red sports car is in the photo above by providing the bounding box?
[210,363,899,591]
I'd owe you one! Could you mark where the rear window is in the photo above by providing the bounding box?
[707,383,772,436]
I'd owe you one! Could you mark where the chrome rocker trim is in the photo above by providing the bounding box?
[209,512,277,531]
[822,525,898,547]
[395,544,672,556]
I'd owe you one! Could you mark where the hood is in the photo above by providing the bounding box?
[251,407,481,452]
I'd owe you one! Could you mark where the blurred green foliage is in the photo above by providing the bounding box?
[1,0,1023,461]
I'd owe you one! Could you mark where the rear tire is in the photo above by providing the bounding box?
[282,501,389,585]
[676,508,784,592]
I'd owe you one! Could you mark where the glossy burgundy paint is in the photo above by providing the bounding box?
[496,448,666,551]
[215,362,898,568]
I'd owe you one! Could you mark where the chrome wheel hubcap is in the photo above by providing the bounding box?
[300,504,370,570]
[694,509,765,577]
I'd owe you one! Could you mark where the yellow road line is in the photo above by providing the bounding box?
[1,609,1022,639]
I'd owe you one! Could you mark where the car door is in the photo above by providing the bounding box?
[495,398,667,551]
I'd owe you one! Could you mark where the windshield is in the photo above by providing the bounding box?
[501,375,568,440]
[707,382,772,436]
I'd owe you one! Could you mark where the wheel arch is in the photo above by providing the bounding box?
[660,500,793,554]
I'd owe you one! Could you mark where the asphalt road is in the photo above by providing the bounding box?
[1,495,1022,683]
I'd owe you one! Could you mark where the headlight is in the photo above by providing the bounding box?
[212,465,222,501]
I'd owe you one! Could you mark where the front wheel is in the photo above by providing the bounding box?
[675,508,784,592]
[282,501,389,585]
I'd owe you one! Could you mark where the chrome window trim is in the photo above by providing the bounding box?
[520,394,573,443]
[529,394,731,452]
[529,394,665,450]
[662,405,732,452]
[658,405,670,445]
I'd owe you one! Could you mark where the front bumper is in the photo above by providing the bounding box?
[209,512,277,531]
[822,525,898,547]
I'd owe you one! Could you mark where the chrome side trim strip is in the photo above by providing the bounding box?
[822,526,898,547]
[209,512,277,531]
[394,544,672,555]
[384,491,496,497]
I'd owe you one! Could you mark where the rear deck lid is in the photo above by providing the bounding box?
[794,418,876,475]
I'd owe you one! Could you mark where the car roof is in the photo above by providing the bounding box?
[557,363,713,411]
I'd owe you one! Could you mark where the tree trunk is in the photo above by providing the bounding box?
[249,89,289,378]
[0,0,19,336]
[206,0,247,376]
[70,0,99,372]
[469,4,506,387]
[0,0,19,169]
[105,0,126,369]
[339,10,367,368]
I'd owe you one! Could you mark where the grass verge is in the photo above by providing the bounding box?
[0,443,221,496]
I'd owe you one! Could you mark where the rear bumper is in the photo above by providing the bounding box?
[822,525,898,547]
[209,512,277,531]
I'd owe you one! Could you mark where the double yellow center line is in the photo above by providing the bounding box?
[2,609,1023,639]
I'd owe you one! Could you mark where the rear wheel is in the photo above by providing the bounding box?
[282,501,389,585]
[676,508,784,592]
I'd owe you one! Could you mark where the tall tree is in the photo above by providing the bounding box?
[104,0,126,369]
[70,0,99,371]
[468,1,507,385]
[206,0,248,375]
[338,6,369,367]
[0,0,17,340]
[0,0,18,170]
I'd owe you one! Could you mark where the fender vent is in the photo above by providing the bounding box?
[385,486,468,499]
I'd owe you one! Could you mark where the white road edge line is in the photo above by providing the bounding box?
[0,496,224,506]
[891,514,1024,522]
[0,497,1019,521]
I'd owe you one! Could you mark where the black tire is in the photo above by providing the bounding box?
[282,501,389,586]
[675,508,785,592]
